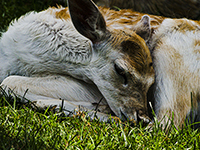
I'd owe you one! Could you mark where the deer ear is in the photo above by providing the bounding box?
[68,0,107,43]
[134,15,151,41]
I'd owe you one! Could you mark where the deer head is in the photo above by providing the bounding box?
[68,0,154,123]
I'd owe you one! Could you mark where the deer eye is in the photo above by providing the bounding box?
[149,62,153,67]
[114,63,128,85]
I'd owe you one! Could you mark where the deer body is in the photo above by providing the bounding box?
[0,0,154,123]
[2,0,198,128]
[149,18,200,127]
[95,7,200,128]
[104,8,200,127]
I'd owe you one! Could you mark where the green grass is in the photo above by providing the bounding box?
[0,0,67,34]
[0,0,199,149]
[0,89,199,149]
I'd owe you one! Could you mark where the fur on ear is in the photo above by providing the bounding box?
[133,15,151,41]
[68,0,107,43]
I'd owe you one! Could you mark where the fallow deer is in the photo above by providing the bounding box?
[96,5,200,128]
[0,0,154,123]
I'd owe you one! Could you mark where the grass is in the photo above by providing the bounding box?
[0,0,67,35]
[0,88,199,149]
[0,0,199,149]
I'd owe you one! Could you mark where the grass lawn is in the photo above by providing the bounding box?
[0,0,199,149]
[0,90,199,149]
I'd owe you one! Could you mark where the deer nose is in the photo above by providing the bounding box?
[137,110,150,124]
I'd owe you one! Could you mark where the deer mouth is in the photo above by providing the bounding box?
[119,108,150,124]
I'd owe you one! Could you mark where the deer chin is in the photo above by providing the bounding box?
[97,92,150,124]
[91,76,151,124]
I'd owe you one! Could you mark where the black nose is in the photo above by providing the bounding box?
[137,110,150,124]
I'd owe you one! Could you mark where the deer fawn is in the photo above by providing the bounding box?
[1,0,198,128]
[0,0,154,123]
[98,5,200,128]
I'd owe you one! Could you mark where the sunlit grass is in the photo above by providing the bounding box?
[0,88,199,149]
[0,1,199,149]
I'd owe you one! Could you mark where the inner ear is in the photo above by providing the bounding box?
[68,0,107,43]
[133,15,151,41]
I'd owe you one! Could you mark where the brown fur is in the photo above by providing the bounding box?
[53,6,164,32]
[94,0,200,20]
[98,7,165,31]
[147,18,200,128]
[55,8,70,20]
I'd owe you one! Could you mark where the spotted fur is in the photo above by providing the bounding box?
[148,18,200,128]
[94,0,200,20]
[98,6,200,128]
[101,5,200,128]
